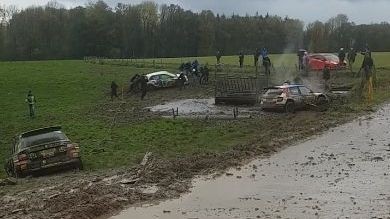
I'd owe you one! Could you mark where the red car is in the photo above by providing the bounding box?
[308,53,347,71]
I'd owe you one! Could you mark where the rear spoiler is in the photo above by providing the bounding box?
[20,126,62,138]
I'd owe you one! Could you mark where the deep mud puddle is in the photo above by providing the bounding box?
[111,105,390,218]
[148,98,262,118]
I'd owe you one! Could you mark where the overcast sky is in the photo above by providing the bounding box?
[2,0,389,25]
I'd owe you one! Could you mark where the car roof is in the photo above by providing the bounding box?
[309,53,337,57]
[20,126,62,138]
[267,84,305,89]
[146,71,176,78]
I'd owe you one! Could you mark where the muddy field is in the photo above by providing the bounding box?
[0,68,383,219]
[112,104,390,219]
[0,109,361,219]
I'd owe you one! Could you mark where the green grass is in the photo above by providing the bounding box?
[97,52,390,70]
[0,61,150,176]
[1,53,390,178]
[0,60,258,177]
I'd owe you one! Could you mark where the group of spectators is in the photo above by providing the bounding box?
[216,48,272,75]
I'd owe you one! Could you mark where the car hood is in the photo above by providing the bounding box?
[146,71,176,78]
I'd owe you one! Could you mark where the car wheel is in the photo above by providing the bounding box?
[285,101,295,113]
[14,170,25,178]
[76,159,84,171]
[317,96,329,111]
[147,84,156,91]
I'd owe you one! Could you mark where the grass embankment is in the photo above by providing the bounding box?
[1,53,390,178]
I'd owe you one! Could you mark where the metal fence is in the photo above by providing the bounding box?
[214,72,269,105]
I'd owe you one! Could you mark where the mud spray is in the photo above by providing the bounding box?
[272,43,325,92]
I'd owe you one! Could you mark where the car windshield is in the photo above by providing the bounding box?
[265,88,283,96]
[323,54,339,62]
[21,131,67,148]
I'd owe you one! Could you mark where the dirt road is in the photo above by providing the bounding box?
[111,105,390,219]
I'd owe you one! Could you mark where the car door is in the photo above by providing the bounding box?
[299,86,316,105]
[309,55,325,70]
[149,75,160,87]
[288,86,304,108]
[160,74,175,87]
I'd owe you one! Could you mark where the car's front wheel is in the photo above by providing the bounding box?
[147,84,156,91]
[76,159,84,171]
[14,169,25,178]
[316,96,329,111]
[285,101,295,113]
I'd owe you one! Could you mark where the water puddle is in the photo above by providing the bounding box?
[148,98,262,118]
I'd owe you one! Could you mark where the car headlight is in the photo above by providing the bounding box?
[28,152,38,160]
[59,146,67,152]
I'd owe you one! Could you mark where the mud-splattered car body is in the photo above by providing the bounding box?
[261,84,328,113]
[146,71,188,89]
[4,126,82,177]
[308,53,347,71]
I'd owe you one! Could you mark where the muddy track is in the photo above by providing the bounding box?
[113,104,390,219]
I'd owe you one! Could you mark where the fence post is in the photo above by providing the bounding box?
[172,108,179,119]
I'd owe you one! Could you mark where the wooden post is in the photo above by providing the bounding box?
[172,108,178,119]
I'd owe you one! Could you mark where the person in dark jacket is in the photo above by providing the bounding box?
[200,65,209,85]
[216,51,222,64]
[297,49,306,70]
[25,90,36,118]
[140,76,148,100]
[359,52,375,102]
[177,72,186,90]
[129,74,140,93]
[338,48,346,65]
[263,55,272,75]
[347,48,357,65]
[239,52,244,68]
[254,49,259,67]
[111,81,119,100]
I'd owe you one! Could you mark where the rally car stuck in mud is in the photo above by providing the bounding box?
[146,71,189,89]
[261,84,329,113]
[4,126,83,178]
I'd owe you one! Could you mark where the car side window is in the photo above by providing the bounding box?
[150,75,159,81]
[299,86,312,95]
[289,87,300,95]
[312,55,325,61]
[160,74,172,80]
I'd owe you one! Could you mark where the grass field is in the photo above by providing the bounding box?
[93,52,390,72]
[0,60,256,177]
[1,53,390,178]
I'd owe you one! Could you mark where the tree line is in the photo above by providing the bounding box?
[0,1,389,61]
